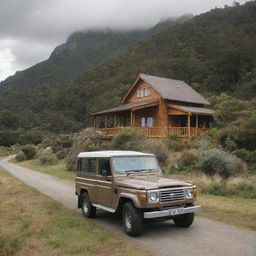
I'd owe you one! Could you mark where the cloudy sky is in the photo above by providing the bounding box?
[0,0,247,81]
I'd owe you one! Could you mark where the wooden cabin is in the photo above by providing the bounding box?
[91,74,214,137]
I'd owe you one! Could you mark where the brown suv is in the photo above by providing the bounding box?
[75,150,201,236]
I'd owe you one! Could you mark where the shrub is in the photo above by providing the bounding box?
[177,150,200,169]
[141,139,169,165]
[224,137,237,152]
[15,151,27,162]
[198,149,243,179]
[21,145,37,160]
[112,128,146,151]
[37,152,59,165]
[55,148,69,160]
[0,130,19,147]
[65,128,111,171]
[18,129,43,145]
[165,134,178,151]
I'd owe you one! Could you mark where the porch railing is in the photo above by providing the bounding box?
[97,127,209,137]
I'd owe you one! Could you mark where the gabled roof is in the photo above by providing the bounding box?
[122,74,210,105]
[91,99,159,116]
[168,104,214,115]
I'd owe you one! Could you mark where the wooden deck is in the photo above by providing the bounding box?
[96,127,209,138]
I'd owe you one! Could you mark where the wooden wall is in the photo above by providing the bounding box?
[124,79,160,104]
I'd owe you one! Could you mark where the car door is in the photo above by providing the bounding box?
[95,158,114,208]
[76,157,98,202]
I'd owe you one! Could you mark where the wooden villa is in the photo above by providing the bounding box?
[91,74,214,137]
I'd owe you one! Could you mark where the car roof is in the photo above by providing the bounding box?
[77,150,154,158]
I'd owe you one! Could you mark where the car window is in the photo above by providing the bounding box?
[80,158,96,173]
[98,159,111,176]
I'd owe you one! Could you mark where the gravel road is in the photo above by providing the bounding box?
[0,156,255,256]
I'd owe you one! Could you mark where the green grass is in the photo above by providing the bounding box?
[11,159,75,181]
[0,169,150,256]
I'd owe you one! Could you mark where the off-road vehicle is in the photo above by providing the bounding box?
[75,150,201,236]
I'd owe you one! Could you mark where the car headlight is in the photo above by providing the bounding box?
[147,191,159,204]
[184,187,193,199]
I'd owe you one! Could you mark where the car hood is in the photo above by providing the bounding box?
[114,173,192,190]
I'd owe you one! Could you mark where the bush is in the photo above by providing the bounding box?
[224,137,237,152]
[199,177,256,199]
[15,151,27,162]
[0,130,19,147]
[37,152,59,165]
[141,139,169,165]
[21,145,37,160]
[112,128,146,151]
[165,134,178,151]
[65,128,111,171]
[18,129,43,145]
[198,149,243,179]
[177,150,199,169]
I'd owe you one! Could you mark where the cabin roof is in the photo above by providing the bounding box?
[91,99,158,116]
[168,104,214,115]
[77,150,154,158]
[122,74,210,105]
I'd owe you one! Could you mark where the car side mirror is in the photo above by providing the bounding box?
[101,169,108,177]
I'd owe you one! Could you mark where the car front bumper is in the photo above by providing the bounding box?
[143,205,201,219]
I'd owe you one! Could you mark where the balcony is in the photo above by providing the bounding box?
[96,127,209,138]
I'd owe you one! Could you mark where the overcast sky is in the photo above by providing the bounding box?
[0,0,247,81]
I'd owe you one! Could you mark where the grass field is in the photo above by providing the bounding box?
[0,169,150,256]
[12,159,256,231]
[11,159,75,181]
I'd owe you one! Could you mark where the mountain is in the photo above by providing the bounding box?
[0,16,191,92]
[0,2,256,141]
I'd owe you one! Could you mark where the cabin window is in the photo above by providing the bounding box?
[144,88,151,97]
[136,90,143,98]
[80,158,96,173]
[141,116,153,127]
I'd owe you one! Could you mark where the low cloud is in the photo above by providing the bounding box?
[0,0,247,81]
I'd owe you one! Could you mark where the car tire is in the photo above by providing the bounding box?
[81,192,96,218]
[122,202,143,236]
[173,213,194,227]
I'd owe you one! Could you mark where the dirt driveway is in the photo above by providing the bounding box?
[0,156,255,256]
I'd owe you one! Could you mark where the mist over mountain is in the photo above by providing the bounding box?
[0,16,191,92]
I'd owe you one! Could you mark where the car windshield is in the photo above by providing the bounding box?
[113,156,160,174]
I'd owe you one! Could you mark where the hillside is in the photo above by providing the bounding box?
[58,2,256,125]
[0,17,187,92]
[0,2,256,141]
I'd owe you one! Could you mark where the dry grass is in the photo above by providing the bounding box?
[11,159,75,181]
[165,172,256,230]
[0,169,151,256]
[12,159,256,231]
[198,194,256,231]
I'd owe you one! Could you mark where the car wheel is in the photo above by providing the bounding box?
[122,202,143,236]
[81,192,96,218]
[173,213,194,227]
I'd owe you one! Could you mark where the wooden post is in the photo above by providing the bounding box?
[187,114,191,136]
[196,115,198,136]
[130,111,133,127]
[114,114,117,127]
[105,115,107,128]
[93,116,96,129]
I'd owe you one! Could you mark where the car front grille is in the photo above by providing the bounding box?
[160,188,185,203]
